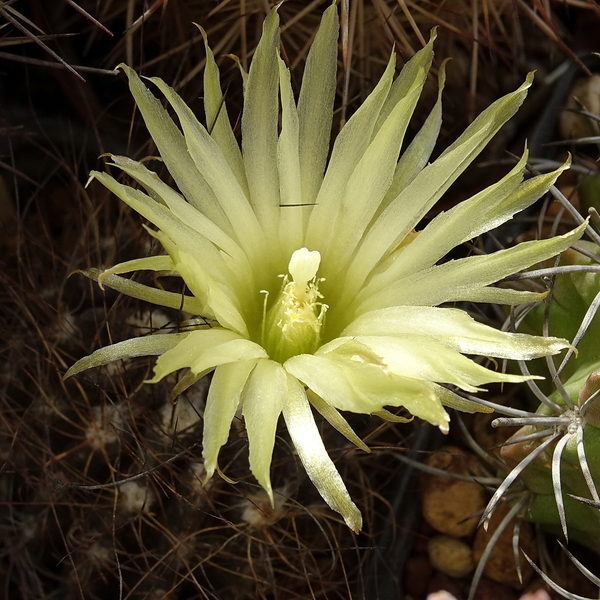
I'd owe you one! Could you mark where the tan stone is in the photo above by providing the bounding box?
[420,446,487,537]
[559,75,600,140]
[428,535,474,578]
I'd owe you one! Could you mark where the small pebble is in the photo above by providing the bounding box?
[559,75,600,140]
[428,535,474,578]
[420,446,486,537]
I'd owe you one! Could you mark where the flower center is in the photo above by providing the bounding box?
[262,248,327,362]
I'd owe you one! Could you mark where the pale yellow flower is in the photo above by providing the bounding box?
[66,5,583,532]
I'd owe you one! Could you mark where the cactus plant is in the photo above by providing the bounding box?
[480,210,600,559]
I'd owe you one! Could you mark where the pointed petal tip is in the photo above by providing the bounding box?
[436,410,451,434]
[62,366,76,381]
[192,22,206,38]
[84,172,97,189]
[345,506,363,534]
[523,71,535,89]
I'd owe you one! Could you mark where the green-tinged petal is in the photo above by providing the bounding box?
[366,155,571,294]
[98,255,174,288]
[228,54,248,90]
[118,64,229,231]
[374,409,413,423]
[373,28,435,136]
[369,149,528,288]
[349,73,536,292]
[380,57,446,210]
[203,359,260,481]
[169,371,203,403]
[283,375,362,532]
[318,336,535,392]
[242,359,287,503]
[277,53,304,254]
[342,306,570,359]
[431,384,493,414]
[285,352,450,430]
[90,171,234,287]
[297,4,338,206]
[305,54,396,250]
[109,155,250,270]
[347,364,450,431]
[79,268,203,314]
[64,333,189,379]
[199,25,248,194]
[306,389,370,453]
[325,63,428,273]
[145,76,267,260]
[457,287,550,306]
[154,230,249,336]
[242,7,280,237]
[189,339,267,375]
[148,328,267,382]
[356,221,587,313]
[285,353,368,412]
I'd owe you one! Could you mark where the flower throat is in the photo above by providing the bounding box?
[262,248,328,363]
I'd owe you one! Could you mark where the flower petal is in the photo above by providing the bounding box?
[297,4,338,206]
[64,333,189,379]
[342,306,570,359]
[148,328,267,382]
[154,230,249,336]
[457,287,549,306]
[383,57,446,203]
[145,76,267,261]
[356,221,587,313]
[242,359,287,503]
[80,267,203,314]
[118,64,228,230]
[306,389,370,453]
[199,25,248,194]
[203,359,260,481]
[319,336,534,391]
[349,73,536,290]
[242,7,281,237]
[97,255,174,288]
[285,353,368,412]
[285,352,449,429]
[373,29,436,135]
[305,54,396,250]
[430,383,493,414]
[277,53,304,254]
[283,375,362,532]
